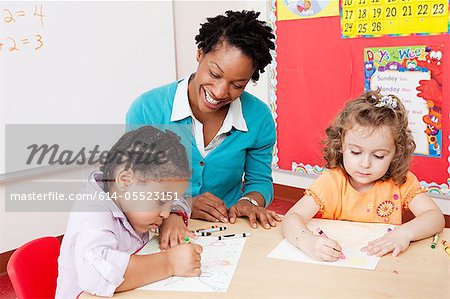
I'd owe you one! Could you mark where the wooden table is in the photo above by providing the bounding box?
[81,218,450,298]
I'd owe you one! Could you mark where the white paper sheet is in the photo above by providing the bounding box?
[268,219,395,270]
[137,236,247,292]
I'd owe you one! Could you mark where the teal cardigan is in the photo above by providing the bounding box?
[126,81,276,208]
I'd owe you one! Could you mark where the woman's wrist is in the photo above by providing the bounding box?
[240,192,265,207]
[238,196,259,207]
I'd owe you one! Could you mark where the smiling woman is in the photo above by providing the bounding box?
[126,10,281,250]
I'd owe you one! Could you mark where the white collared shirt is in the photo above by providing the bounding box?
[170,76,248,158]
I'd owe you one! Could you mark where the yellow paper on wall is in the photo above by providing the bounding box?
[277,0,340,20]
[341,0,449,37]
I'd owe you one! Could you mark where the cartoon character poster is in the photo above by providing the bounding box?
[364,46,443,158]
[277,0,339,20]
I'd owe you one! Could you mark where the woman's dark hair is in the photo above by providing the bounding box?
[195,10,275,82]
[100,126,190,191]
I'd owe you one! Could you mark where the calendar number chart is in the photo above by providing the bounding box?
[341,0,449,38]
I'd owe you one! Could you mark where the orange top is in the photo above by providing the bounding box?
[305,168,425,225]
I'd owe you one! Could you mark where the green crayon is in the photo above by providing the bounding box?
[431,233,439,249]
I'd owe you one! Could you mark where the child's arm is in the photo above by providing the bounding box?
[282,195,343,262]
[159,214,196,249]
[362,193,445,257]
[116,243,202,292]
[73,226,201,297]
[159,196,196,250]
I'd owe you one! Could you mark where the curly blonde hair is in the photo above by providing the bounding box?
[323,90,416,185]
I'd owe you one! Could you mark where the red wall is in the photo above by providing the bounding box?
[275,16,449,185]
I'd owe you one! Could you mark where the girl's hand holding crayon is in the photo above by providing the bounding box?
[159,213,196,250]
[361,228,411,257]
[167,243,203,277]
[296,232,343,262]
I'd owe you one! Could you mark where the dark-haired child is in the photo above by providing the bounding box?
[283,91,444,261]
[56,126,202,298]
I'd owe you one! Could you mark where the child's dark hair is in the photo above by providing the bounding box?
[323,90,416,184]
[195,10,275,82]
[100,126,190,191]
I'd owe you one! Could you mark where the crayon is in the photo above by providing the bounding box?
[217,233,251,240]
[196,226,227,233]
[316,227,329,238]
[195,225,219,232]
[431,233,439,249]
[316,227,346,259]
[442,239,450,256]
[194,231,212,237]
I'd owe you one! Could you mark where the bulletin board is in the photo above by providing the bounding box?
[270,0,450,194]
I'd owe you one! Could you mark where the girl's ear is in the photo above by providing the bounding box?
[115,169,134,191]
[196,49,203,62]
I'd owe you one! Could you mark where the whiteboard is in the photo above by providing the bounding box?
[0,1,177,175]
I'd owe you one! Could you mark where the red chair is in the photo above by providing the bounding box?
[7,237,61,299]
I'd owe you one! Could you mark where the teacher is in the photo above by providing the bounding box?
[126,10,280,248]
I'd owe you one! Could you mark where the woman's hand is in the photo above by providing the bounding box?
[361,228,411,257]
[159,213,196,250]
[191,192,229,223]
[228,200,281,229]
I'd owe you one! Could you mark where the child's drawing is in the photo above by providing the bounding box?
[138,236,247,292]
[268,219,395,270]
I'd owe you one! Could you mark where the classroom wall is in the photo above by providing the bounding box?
[0,0,272,254]
[0,170,76,252]
[173,0,270,103]
[2,1,448,253]
[0,1,176,253]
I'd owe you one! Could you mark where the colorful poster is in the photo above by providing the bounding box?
[271,0,449,194]
[364,45,443,158]
[341,0,449,38]
[277,0,339,20]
